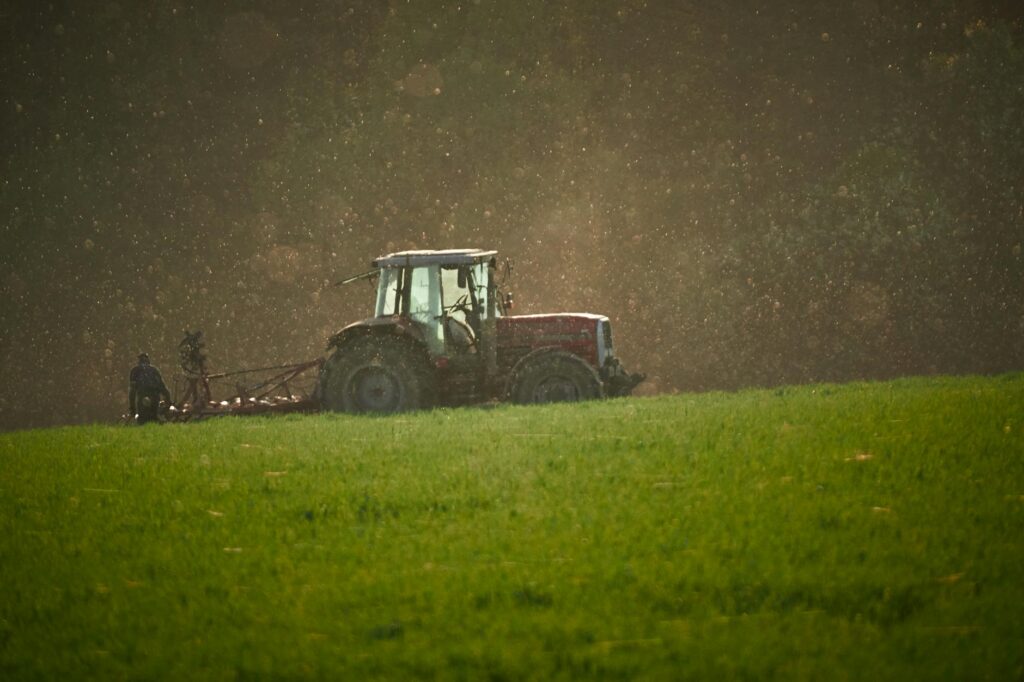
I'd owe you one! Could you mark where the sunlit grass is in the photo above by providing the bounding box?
[1,374,1022,679]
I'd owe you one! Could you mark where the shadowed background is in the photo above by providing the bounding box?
[1,1,1022,430]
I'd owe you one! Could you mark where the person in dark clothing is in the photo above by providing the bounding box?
[129,353,172,424]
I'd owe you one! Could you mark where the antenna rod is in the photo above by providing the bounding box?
[333,269,377,287]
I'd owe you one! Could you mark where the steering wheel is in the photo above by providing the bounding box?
[444,294,472,317]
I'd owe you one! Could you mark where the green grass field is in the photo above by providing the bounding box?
[1,374,1022,680]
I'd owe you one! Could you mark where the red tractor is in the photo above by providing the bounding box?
[316,248,643,412]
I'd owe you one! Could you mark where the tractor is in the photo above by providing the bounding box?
[316,248,644,412]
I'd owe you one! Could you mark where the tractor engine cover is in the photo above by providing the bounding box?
[497,313,609,371]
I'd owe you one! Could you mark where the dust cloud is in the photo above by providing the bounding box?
[1,3,1022,430]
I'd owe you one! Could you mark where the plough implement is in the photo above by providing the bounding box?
[166,331,323,422]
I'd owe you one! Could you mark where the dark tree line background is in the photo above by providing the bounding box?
[1,1,1022,431]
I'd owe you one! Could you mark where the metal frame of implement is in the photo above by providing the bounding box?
[167,331,323,422]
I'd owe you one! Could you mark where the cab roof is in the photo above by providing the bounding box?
[372,249,498,268]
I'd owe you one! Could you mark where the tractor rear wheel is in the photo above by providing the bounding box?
[319,335,435,413]
[508,350,604,405]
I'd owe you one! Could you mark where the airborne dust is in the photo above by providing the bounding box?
[1,2,1022,431]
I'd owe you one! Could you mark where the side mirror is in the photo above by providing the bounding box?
[457,267,467,289]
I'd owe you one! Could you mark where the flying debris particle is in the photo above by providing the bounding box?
[400,64,443,97]
[821,32,831,42]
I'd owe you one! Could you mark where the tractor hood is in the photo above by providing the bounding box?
[497,313,609,366]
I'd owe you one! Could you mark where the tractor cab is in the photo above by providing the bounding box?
[371,249,498,357]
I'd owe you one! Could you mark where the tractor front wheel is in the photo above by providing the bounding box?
[319,335,434,413]
[507,350,604,405]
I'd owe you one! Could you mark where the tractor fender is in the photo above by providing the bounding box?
[504,345,598,396]
[316,316,434,408]
[326,315,428,352]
